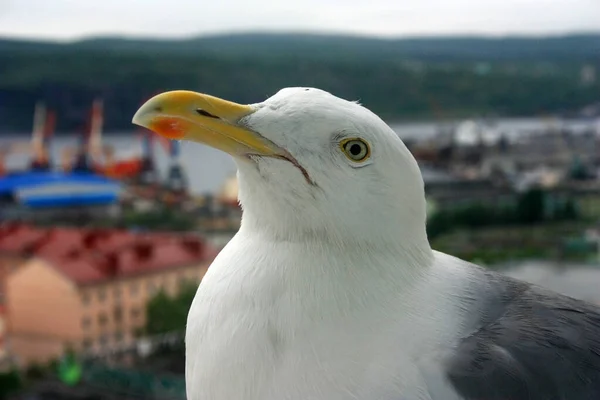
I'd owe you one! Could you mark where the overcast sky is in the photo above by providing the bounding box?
[0,0,598,41]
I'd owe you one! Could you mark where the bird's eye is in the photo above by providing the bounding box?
[340,138,370,162]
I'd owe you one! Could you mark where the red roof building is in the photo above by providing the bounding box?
[0,222,217,367]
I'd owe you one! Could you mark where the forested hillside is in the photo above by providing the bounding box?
[0,33,598,132]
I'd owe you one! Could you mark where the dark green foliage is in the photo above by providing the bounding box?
[122,208,196,231]
[516,188,545,223]
[46,358,59,374]
[145,281,198,335]
[427,189,579,238]
[426,210,453,238]
[553,198,579,221]
[24,363,45,381]
[427,203,516,238]
[145,290,177,335]
[0,370,21,399]
[562,199,578,220]
[0,34,599,132]
[2,33,599,61]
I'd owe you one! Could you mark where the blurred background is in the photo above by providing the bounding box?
[0,0,599,398]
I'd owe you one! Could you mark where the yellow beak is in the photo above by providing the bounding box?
[131,90,287,158]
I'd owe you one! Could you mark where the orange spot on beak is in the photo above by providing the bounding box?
[148,118,186,140]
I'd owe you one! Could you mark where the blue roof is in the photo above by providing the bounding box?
[0,171,116,191]
[0,171,122,207]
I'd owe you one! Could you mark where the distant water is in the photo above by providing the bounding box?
[0,134,237,195]
[2,117,598,194]
[394,117,599,142]
[499,261,600,305]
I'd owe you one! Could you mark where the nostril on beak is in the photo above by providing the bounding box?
[195,108,220,119]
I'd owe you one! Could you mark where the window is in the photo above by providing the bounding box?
[82,338,93,350]
[131,308,141,320]
[114,331,124,342]
[98,288,107,302]
[81,292,91,306]
[81,317,91,330]
[98,312,108,327]
[99,334,109,348]
[130,281,139,297]
[114,285,122,300]
[113,306,123,324]
[146,281,157,295]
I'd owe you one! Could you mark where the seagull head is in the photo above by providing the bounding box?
[133,88,430,251]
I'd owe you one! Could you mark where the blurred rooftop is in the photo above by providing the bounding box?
[0,223,218,285]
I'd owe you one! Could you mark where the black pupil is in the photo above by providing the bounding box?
[349,143,363,156]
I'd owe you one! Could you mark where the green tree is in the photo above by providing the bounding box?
[145,281,198,335]
[25,363,46,381]
[426,202,520,238]
[0,370,21,399]
[553,198,578,220]
[1,35,600,132]
[427,209,454,238]
[563,199,578,220]
[122,208,195,231]
[57,350,82,387]
[516,189,545,223]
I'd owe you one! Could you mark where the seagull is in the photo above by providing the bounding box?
[133,88,600,400]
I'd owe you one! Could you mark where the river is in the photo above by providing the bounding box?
[497,261,600,305]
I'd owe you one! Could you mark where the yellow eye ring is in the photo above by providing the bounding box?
[340,138,371,162]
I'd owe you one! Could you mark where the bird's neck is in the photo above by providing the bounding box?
[214,226,439,342]
[238,203,432,261]
[237,216,434,287]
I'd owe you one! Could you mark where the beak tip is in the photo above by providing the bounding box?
[131,109,147,128]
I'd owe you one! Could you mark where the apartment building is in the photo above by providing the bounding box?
[0,223,217,366]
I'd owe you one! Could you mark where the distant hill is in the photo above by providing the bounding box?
[1,32,600,61]
[0,32,598,132]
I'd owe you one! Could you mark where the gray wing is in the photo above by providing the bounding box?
[444,270,600,400]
